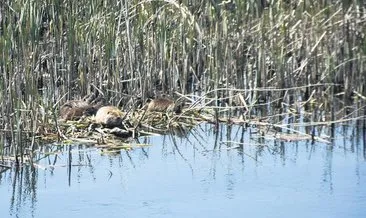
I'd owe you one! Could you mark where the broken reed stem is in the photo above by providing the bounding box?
[0,0,365,159]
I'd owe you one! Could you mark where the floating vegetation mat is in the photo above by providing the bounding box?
[39,107,204,148]
[36,104,335,151]
[1,93,363,169]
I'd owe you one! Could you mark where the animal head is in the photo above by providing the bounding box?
[105,115,123,128]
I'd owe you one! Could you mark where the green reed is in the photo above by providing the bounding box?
[0,0,365,159]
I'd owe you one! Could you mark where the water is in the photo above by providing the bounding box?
[0,124,365,218]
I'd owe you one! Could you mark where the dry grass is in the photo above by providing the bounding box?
[0,0,365,160]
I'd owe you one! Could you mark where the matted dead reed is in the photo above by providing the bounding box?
[0,0,365,161]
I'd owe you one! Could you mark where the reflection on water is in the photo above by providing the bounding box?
[0,123,365,218]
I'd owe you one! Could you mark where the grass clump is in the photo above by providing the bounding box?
[0,0,365,160]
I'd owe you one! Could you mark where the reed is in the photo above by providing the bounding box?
[0,0,365,159]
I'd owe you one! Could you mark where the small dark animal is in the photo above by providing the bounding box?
[146,97,182,113]
[59,93,105,121]
[60,100,96,120]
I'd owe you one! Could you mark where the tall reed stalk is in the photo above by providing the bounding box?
[0,0,365,159]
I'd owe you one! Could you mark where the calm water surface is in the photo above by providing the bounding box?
[0,124,365,218]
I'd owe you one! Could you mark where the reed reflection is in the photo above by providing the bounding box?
[0,123,365,218]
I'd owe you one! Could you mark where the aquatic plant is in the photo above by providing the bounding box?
[0,0,365,160]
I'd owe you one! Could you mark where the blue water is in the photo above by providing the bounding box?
[0,124,365,218]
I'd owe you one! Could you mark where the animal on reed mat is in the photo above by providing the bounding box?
[146,97,182,113]
[60,100,96,120]
[60,93,105,121]
[95,106,124,128]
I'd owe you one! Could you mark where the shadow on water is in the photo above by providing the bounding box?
[1,122,366,218]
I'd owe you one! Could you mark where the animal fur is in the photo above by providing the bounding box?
[60,93,105,121]
[95,106,123,128]
[147,98,175,112]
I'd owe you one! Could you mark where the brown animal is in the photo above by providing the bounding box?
[95,106,124,128]
[146,97,179,113]
[60,100,99,121]
[60,93,105,121]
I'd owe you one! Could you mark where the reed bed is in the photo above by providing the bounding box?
[0,0,365,160]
